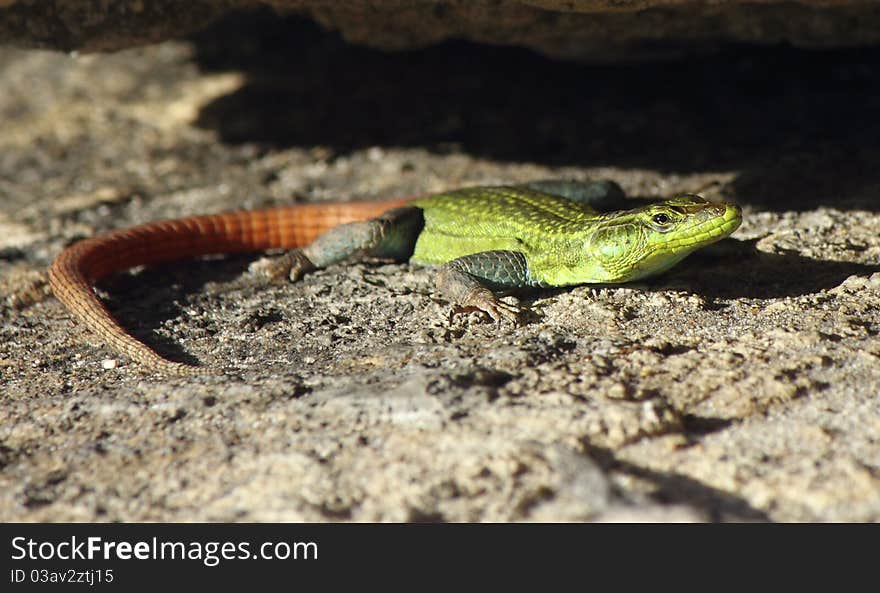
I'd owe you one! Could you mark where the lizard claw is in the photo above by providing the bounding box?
[461,288,525,325]
[483,299,526,324]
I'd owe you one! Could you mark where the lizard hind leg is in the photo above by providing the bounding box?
[252,206,425,282]
[435,250,534,323]
[523,179,627,211]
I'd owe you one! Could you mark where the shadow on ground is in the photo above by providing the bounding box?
[191,10,880,212]
[100,256,255,366]
[585,443,770,521]
[670,239,880,300]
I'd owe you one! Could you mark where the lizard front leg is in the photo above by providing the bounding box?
[435,250,535,323]
[253,206,425,282]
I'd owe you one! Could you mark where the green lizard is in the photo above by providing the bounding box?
[49,180,742,372]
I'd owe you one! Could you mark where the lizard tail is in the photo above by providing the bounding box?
[48,199,410,374]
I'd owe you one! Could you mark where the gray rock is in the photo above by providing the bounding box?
[1,1,880,59]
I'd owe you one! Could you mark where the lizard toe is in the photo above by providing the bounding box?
[250,250,315,284]
[491,300,526,325]
[472,298,524,325]
[249,255,290,282]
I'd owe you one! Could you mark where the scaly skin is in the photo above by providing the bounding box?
[48,183,741,373]
[411,187,742,285]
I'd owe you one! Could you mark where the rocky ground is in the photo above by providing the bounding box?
[1,15,879,521]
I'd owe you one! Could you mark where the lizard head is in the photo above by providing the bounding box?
[587,194,742,283]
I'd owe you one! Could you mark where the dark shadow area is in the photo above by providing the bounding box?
[668,239,880,300]
[0,247,27,262]
[584,443,770,521]
[100,256,255,366]
[681,414,735,436]
[190,10,880,211]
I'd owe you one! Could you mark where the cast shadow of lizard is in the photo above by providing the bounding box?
[660,238,880,302]
[97,239,878,367]
[517,238,880,309]
[99,256,256,367]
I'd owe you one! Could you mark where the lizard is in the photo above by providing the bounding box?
[47,180,742,375]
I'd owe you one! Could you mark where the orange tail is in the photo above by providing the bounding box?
[48,199,410,374]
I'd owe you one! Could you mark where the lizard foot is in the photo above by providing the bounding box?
[460,288,526,324]
[249,250,316,283]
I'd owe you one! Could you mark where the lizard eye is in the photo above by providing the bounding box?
[652,213,671,225]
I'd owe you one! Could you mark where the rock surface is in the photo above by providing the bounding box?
[1,16,879,522]
[0,0,880,59]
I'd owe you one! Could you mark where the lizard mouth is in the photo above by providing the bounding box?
[716,203,743,235]
[656,202,742,252]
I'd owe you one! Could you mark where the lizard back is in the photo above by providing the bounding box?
[409,186,600,265]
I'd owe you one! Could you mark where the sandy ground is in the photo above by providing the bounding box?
[1,16,879,521]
